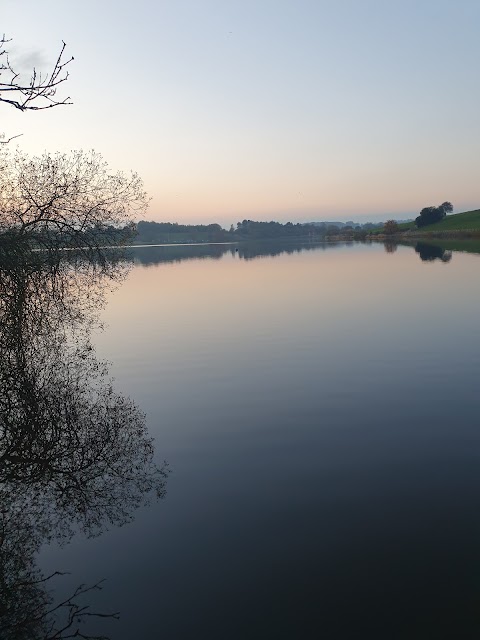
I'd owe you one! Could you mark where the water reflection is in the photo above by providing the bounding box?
[383,240,454,262]
[415,242,452,262]
[130,238,480,269]
[232,241,338,261]
[383,240,398,253]
[127,240,348,267]
[33,237,480,639]
[0,244,168,639]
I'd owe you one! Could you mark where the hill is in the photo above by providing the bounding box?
[376,208,480,235]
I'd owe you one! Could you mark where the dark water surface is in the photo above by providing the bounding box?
[37,241,480,638]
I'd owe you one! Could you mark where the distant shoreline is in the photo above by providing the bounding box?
[128,237,332,248]
[129,241,239,248]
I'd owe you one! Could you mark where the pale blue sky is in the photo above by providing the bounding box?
[2,0,480,224]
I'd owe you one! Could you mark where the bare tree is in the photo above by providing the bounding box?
[0,148,147,251]
[0,35,73,114]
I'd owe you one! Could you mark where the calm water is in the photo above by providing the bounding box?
[32,241,480,637]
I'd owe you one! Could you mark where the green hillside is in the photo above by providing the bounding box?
[377,208,480,234]
[416,208,480,231]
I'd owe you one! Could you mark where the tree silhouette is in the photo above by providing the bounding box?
[415,202,453,228]
[383,220,399,235]
[441,201,453,215]
[0,148,146,252]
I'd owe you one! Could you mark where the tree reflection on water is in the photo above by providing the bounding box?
[414,242,452,262]
[126,239,345,267]
[382,240,453,262]
[0,242,168,639]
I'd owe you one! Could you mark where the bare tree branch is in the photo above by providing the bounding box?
[0,148,148,253]
[0,132,23,145]
[42,579,120,640]
[0,36,73,112]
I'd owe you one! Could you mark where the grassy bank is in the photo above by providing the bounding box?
[374,208,480,236]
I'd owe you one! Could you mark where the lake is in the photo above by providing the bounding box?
[10,240,480,638]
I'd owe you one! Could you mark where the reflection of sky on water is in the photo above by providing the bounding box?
[41,241,480,639]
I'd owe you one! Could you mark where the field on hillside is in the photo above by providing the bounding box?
[376,209,480,234]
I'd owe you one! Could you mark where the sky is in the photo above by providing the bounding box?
[2,0,480,226]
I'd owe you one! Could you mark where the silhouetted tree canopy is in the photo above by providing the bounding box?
[0,148,146,254]
[136,220,229,244]
[415,202,453,228]
[234,219,318,240]
[133,219,384,245]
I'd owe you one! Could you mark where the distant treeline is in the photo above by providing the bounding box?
[1,218,384,251]
[136,221,228,244]
[134,219,383,244]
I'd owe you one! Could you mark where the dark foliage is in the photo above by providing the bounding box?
[136,220,229,244]
[234,219,320,240]
[134,219,384,245]
[384,220,399,235]
[415,202,453,228]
